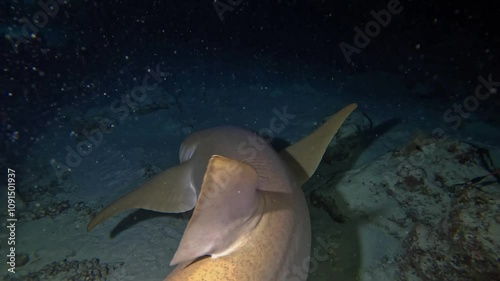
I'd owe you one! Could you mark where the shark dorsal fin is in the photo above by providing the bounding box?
[170,155,261,266]
[87,161,196,231]
[280,103,358,186]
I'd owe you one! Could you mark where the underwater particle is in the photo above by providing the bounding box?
[9,131,19,142]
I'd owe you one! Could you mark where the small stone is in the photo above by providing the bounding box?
[82,207,92,215]
[15,253,30,267]
[101,265,109,275]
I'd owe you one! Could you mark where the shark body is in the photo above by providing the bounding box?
[87,104,358,281]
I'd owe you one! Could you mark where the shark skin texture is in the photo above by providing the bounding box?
[87,104,358,281]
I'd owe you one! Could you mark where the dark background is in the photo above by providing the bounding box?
[1,0,499,167]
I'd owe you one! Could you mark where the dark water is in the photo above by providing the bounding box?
[1,1,499,281]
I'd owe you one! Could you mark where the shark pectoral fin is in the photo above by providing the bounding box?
[280,103,358,186]
[87,161,196,232]
[170,155,260,266]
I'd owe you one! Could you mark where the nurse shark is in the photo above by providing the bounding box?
[87,104,358,281]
